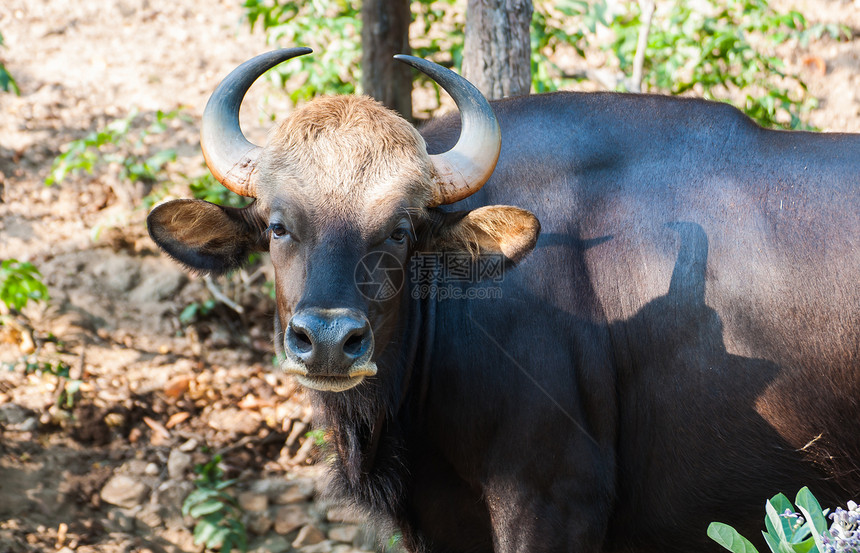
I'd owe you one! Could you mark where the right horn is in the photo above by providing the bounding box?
[201,48,312,197]
[394,55,501,206]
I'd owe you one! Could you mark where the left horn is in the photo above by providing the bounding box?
[201,47,312,197]
[394,55,501,206]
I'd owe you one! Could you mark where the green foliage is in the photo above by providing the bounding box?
[564,0,848,129]
[46,108,183,187]
[305,428,328,446]
[243,0,840,130]
[182,454,248,553]
[0,31,19,95]
[707,487,848,553]
[0,260,48,311]
[243,0,362,104]
[179,299,217,325]
[188,173,250,208]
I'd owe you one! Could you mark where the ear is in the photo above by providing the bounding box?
[147,199,268,274]
[434,205,540,264]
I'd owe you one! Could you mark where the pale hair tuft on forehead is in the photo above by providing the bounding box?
[255,95,434,217]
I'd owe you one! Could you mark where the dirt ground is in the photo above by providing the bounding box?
[0,0,859,552]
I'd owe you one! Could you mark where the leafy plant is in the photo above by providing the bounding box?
[569,0,849,129]
[708,487,860,553]
[179,299,217,325]
[0,260,49,311]
[46,108,184,187]
[0,31,19,95]
[243,0,362,104]
[305,428,328,446]
[188,173,250,208]
[182,454,248,553]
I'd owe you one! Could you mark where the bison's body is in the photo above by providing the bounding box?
[148,51,860,553]
[355,92,859,551]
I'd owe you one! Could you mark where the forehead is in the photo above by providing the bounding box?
[256,95,433,231]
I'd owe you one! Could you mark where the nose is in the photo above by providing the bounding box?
[285,308,372,373]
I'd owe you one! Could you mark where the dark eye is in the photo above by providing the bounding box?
[389,228,408,244]
[269,223,290,239]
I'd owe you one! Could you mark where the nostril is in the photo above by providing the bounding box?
[343,331,366,357]
[292,328,313,354]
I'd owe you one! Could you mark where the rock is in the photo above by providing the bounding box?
[120,459,150,476]
[331,546,365,553]
[245,510,273,535]
[144,462,159,476]
[249,535,292,553]
[0,403,34,425]
[100,475,149,509]
[328,524,359,543]
[105,507,136,532]
[274,504,311,535]
[326,505,363,524]
[153,480,194,528]
[238,491,268,512]
[167,449,192,479]
[178,437,199,452]
[274,479,315,504]
[293,525,326,548]
[207,407,261,435]
[135,504,163,529]
[299,541,335,553]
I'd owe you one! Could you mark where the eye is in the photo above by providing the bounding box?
[389,227,409,244]
[268,222,290,239]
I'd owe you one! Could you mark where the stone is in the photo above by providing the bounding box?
[135,504,163,529]
[249,535,292,553]
[328,524,359,543]
[299,541,335,553]
[238,491,268,512]
[326,505,363,524]
[0,403,34,425]
[274,479,315,504]
[245,510,273,535]
[207,407,261,435]
[292,525,326,548]
[100,475,149,509]
[153,480,194,528]
[274,504,311,535]
[167,449,192,480]
[105,507,136,532]
[178,438,199,452]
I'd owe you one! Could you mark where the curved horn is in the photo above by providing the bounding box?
[393,55,501,206]
[201,48,312,197]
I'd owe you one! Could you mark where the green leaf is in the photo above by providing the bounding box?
[188,498,226,518]
[762,531,783,553]
[789,537,815,553]
[795,487,829,552]
[193,517,220,545]
[765,494,793,542]
[708,522,761,553]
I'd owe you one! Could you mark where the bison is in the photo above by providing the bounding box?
[148,48,860,552]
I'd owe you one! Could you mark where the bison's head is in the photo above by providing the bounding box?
[148,49,539,392]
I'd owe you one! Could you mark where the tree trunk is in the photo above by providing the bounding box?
[361,0,412,120]
[462,0,533,100]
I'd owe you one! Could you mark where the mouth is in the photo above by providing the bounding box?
[295,374,367,392]
[280,361,377,392]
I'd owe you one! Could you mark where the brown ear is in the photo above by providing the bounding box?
[435,205,540,264]
[147,199,268,274]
